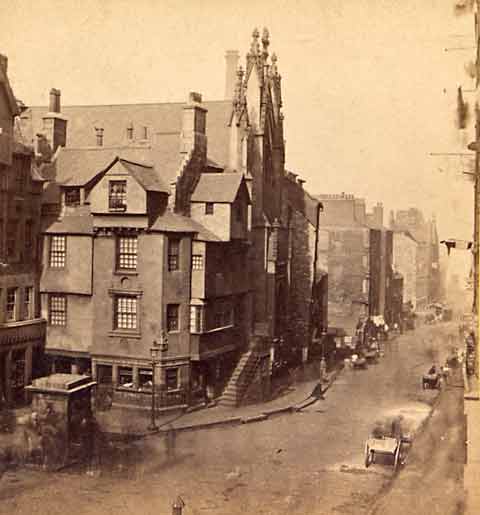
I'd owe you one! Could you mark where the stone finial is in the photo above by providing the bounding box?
[233,66,246,112]
[270,52,278,75]
[250,27,260,55]
[261,27,270,56]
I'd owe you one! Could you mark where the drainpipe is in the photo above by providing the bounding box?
[308,201,323,358]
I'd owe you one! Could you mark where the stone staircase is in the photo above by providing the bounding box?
[218,351,260,407]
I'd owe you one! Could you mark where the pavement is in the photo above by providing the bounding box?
[464,369,480,515]
[95,366,342,437]
[1,325,455,515]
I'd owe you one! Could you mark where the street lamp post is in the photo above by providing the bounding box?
[148,343,160,432]
[148,332,168,432]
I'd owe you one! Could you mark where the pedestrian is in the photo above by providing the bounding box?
[390,415,404,440]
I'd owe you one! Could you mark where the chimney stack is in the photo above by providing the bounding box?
[49,88,61,113]
[95,127,104,147]
[225,50,240,100]
[42,88,67,155]
[0,54,8,74]
[373,202,384,228]
[181,92,207,156]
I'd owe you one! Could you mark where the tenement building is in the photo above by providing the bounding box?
[0,54,46,408]
[316,193,398,337]
[22,29,323,409]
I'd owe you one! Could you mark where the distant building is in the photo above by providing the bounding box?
[392,230,417,308]
[316,193,370,335]
[392,208,439,309]
[0,53,46,408]
[316,194,398,335]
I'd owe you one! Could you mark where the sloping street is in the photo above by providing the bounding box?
[0,321,464,515]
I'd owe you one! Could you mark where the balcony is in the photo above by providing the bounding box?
[0,131,12,166]
[190,325,239,360]
[0,318,46,347]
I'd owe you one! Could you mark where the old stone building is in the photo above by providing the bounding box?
[0,54,46,408]
[392,229,418,308]
[316,194,370,335]
[316,193,398,336]
[392,208,440,309]
[282,172,326,362]
[21,29,324,409]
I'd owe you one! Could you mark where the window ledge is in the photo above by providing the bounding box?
[203,324,234,334]
[113,270,138,276]
[108,331,142,339]
[0,317,46,329]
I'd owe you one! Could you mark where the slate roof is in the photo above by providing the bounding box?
[20,100,231,167]
[120,159,170,193]
[190,173,248,203]
[42,214,93,235]
[0,62,20,116]
[54,146,153,186]
[149,210,221,242]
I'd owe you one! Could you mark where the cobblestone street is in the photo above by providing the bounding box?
[0,321,463,515]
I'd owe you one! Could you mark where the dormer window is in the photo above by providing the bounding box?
[109,180,127,211]
[65,188,80,207]
[205,202,214,215]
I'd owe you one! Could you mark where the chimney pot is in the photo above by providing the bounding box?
[188,92,202,104]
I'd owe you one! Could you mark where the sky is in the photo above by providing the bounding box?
[0,0,476,261]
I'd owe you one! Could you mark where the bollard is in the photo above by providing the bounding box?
[172,496,185,515]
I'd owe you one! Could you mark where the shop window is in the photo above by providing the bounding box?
[167,304,179,332]
[168,238,180,271]
[6,288,17,321]
[49,235,66,268]
[116,235,138,271]
[118,366,134,388]
[49,294,67,326]
[114,295,138,331]
[190,305,204,333]
[165,368,179,390]
[109,180,127,211]
[139,368,153,389]
[205,202,214,215]
[65,188,81,207]
[191,254,203,270]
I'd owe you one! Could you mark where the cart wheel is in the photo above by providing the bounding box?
[365,447,374,468]
[393,444,401,471]
[422,380,427,390]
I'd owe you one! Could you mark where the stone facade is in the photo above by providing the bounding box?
[283,174,326,361]
[392,230,417,308]
[19,28,328,411]
[0,53,46,408]
[392,208,439,309]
